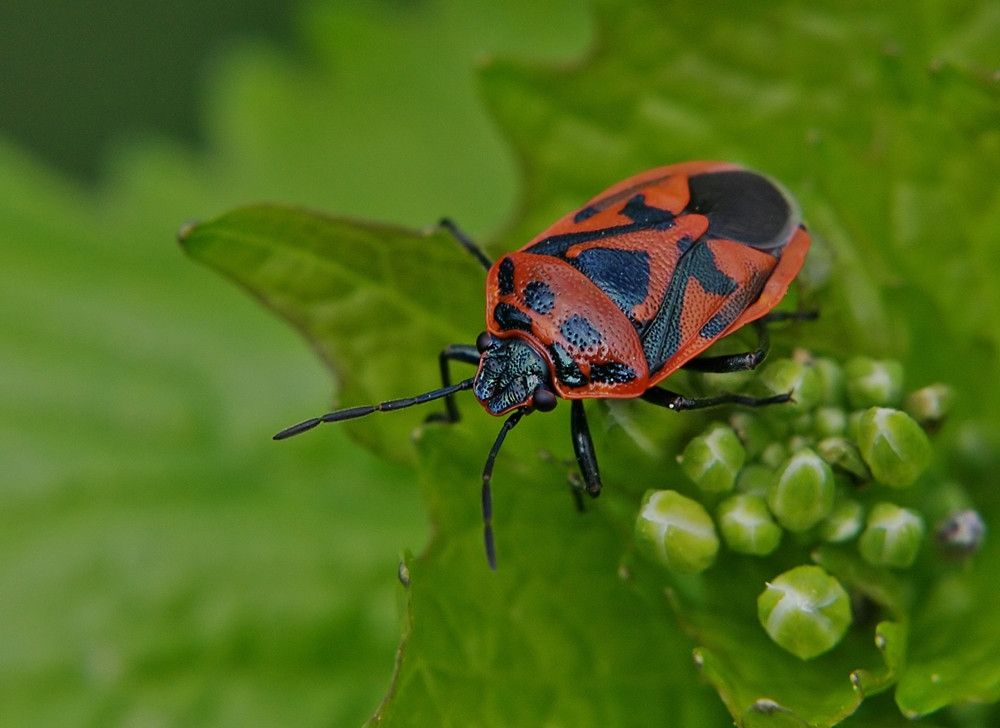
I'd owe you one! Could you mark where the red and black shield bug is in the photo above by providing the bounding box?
[275,161,812,569]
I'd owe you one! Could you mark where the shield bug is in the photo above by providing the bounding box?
[275,161,812,568]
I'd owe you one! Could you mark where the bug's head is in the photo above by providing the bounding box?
[473,332,557,416]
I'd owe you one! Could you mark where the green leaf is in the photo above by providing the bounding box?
[45,0,1000,724]
[180,205,486,463]
[472,0,1000,722]
[370,424,731,726]
[0,1,594,724]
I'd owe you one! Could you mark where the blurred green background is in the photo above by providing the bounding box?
[0,0,592,724]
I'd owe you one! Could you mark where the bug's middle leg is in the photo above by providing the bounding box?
[640,386,791,412]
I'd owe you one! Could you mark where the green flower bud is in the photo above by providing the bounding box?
[758,358,824,417]
[858,503,925,568]
[847,409,865,442]
[791,412,814,435]
[635,490,719,574]
[819,499,865,543]
[904,383,954,426]
[814,357,847,406]
[736,464,774,497]
[729,412,771,459]
[845,357,904,409]
[678,423,745,493]
[718,494,783,556]
[936,509,986,557]
[757,565,852,660]
[813,406,847,439]
[816,437,871,482]
[787,434,814,453]
[760,441,790,469]
[767,449,835,532]
[857,407,932,488]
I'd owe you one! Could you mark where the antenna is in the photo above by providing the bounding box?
[481,409,525,570]
[273,378,476,440]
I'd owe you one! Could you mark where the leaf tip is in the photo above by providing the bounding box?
[176,219,199,245]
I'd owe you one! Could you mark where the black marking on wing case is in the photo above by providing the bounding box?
[699,268,769,339]
[640,242,739,374]
[685,171,791,251]
[560,315,602,350]
[547,342,588,388]
[525,195,675,258]
[571,173,674,225]
[571,248,650,315]
[523,280,555,314]
[589,361,637,384]
[494,302,532,332]
[497,257,516,295]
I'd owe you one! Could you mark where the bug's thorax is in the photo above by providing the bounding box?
[473,334,555,416]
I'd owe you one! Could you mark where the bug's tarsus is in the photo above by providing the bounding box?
[439,218,493,271]
[570,400,602,497]
[640,387,793,412]
[426,344,481,423]
[274,378,476,440]
[481,409,525,570]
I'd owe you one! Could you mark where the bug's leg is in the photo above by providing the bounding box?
[439,218,492,271]
[682,320,771,374]
[640,386,792,412]
[759,309,819,324]
[682,309,821,374]
[425,343,481,423]
[571,400,602,497]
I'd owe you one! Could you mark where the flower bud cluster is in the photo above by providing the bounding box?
[633,350,981,661]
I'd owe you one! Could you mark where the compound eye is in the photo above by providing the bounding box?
[476,331,493,353]
[533,388,557,412]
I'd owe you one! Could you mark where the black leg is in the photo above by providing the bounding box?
[570,400,602,497]
[759,309,819,324]
[681,309,820,374]
[640,386,792,412]
[427,344,480,423]
[439,218,492,271]
[682,320,770,373]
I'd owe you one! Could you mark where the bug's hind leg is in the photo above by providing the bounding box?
[759,309,819,324]
[426,344,480,423]
[682,320,771,374]
[681,309,820,374]
[640,386,792,413]
[571,400,602,497]
[439,218,492,271]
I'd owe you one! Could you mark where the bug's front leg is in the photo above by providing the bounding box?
[426,344,481,423]
[439,218,493,271]
[570,399,602,497]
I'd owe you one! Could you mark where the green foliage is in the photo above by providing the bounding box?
[180,207,485,462]
[184,1,1000,725]
[0,1,592,725]
[10,0,1000,725]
